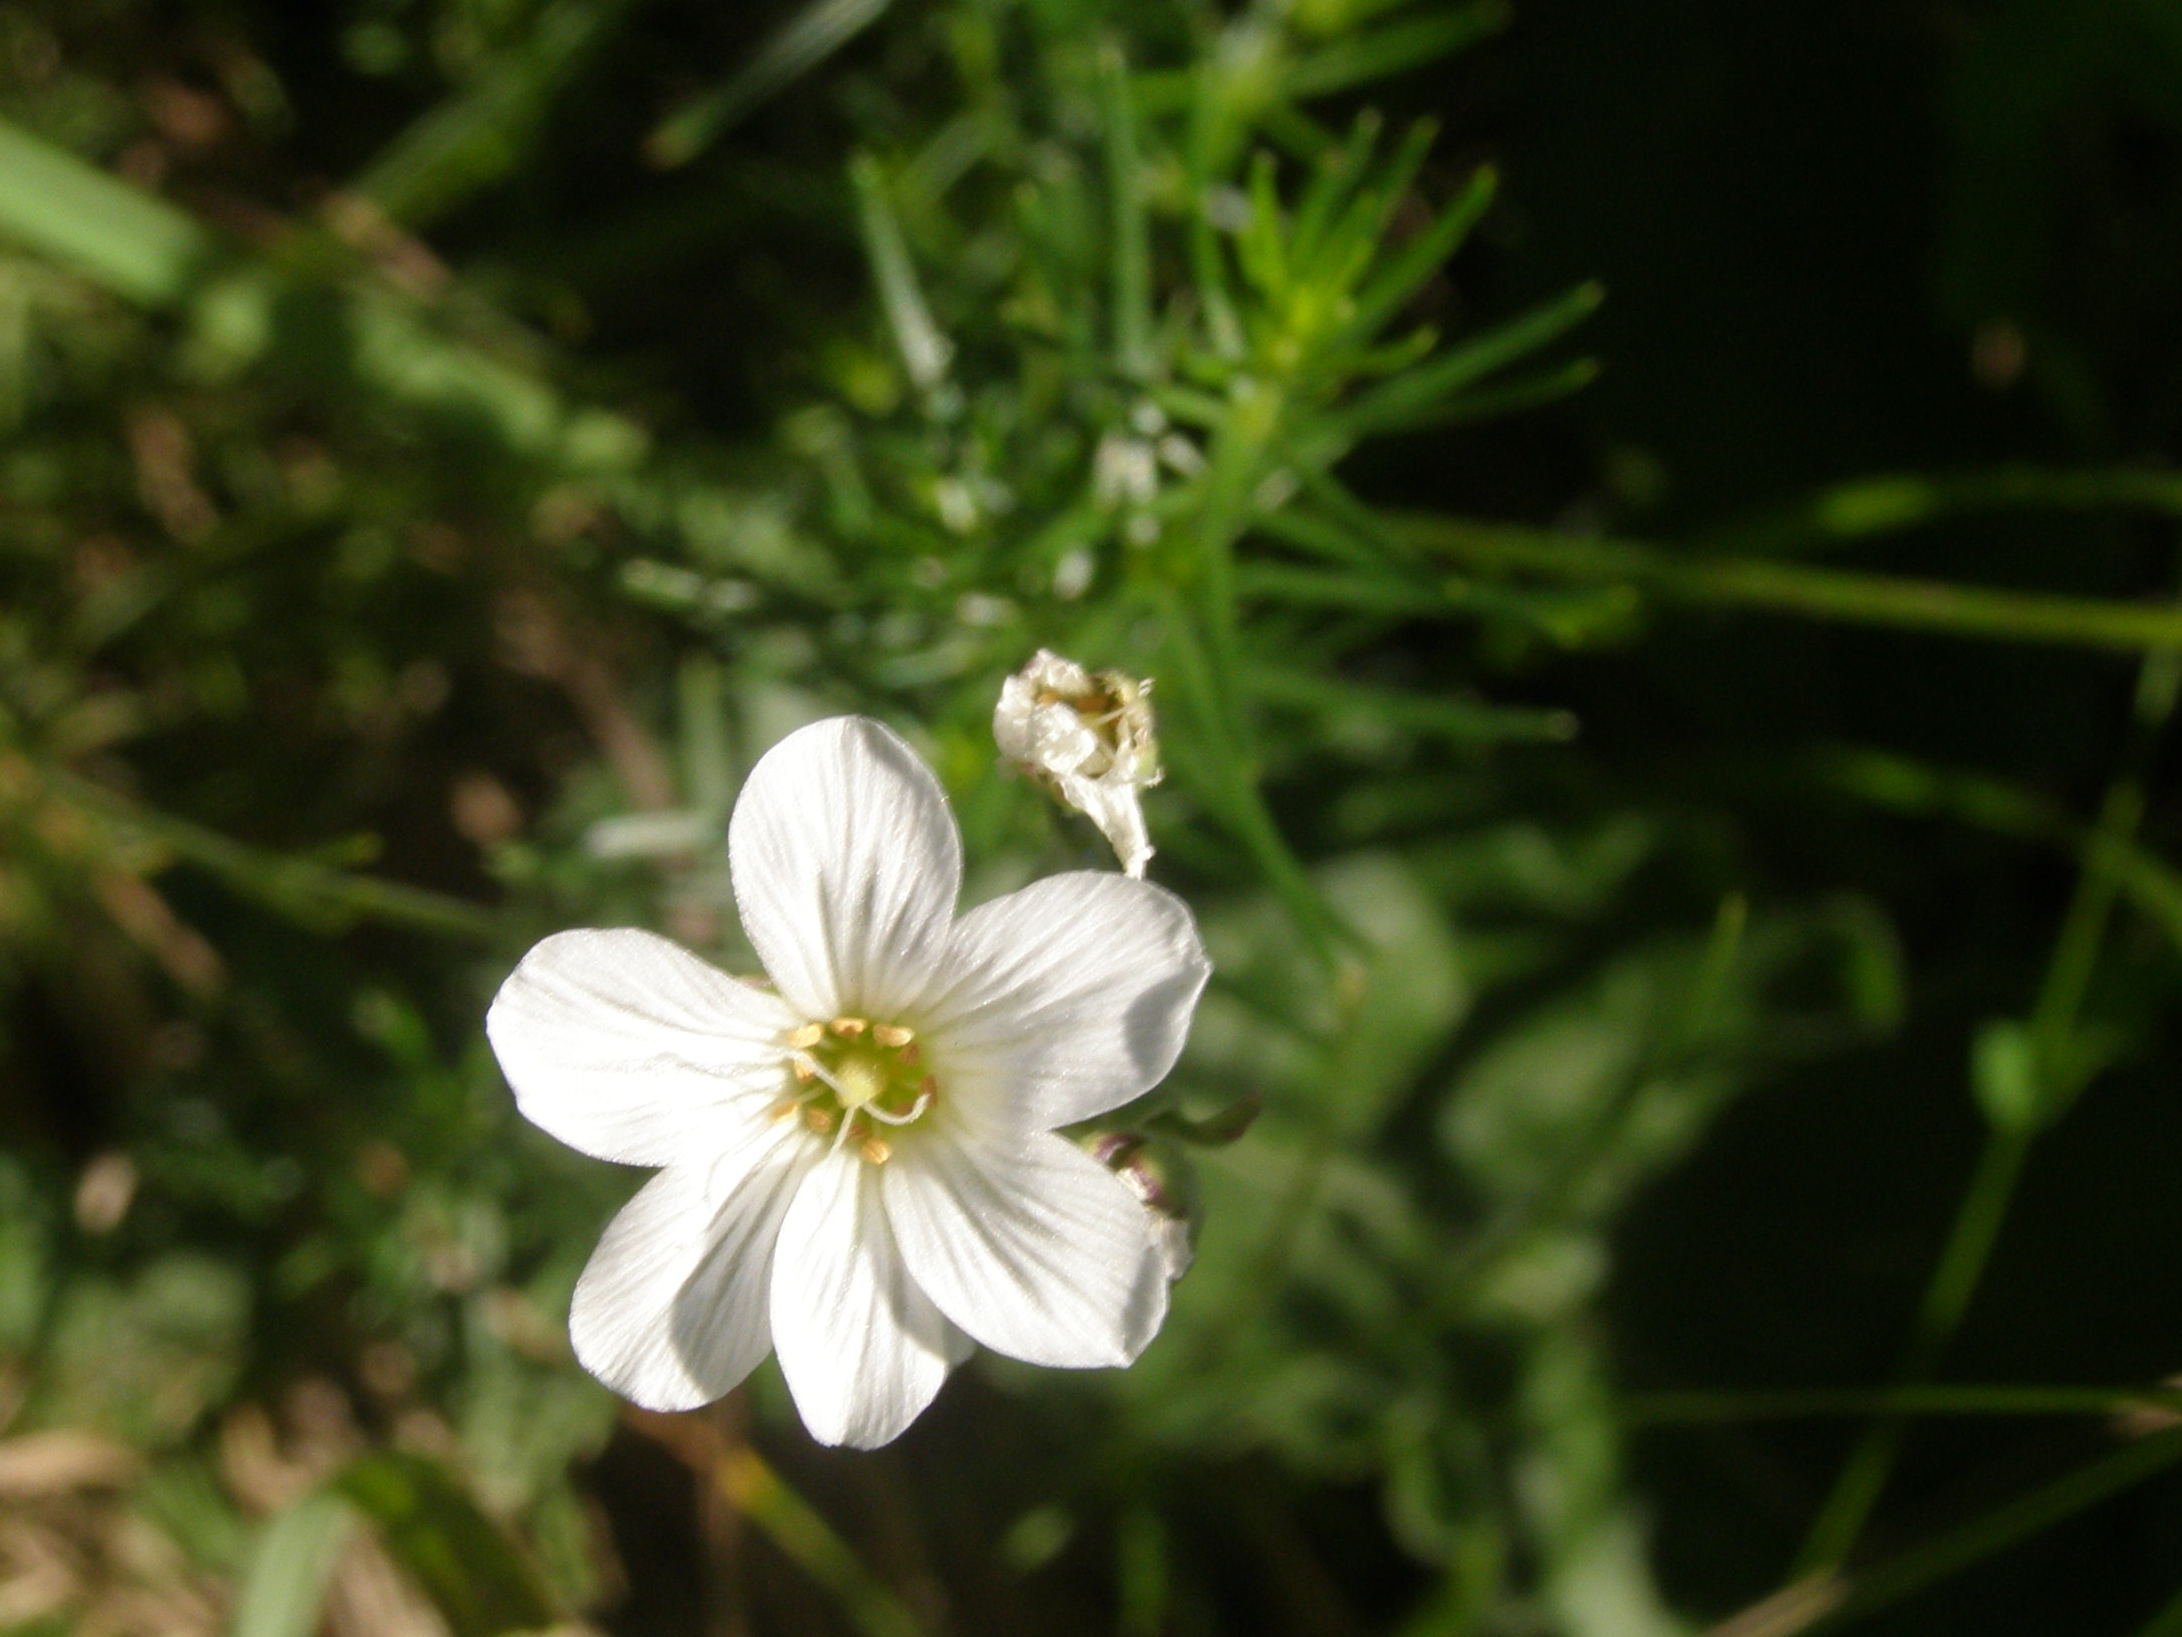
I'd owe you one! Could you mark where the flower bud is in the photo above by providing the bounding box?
[1084,1130,1198,1282]
[994,649,1162,877]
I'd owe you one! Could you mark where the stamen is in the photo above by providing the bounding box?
[794,1052,854,1102]
[777,1019,939,1151]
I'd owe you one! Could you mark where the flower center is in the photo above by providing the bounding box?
[775,1016,937,1165]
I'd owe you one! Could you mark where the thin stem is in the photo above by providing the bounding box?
[1732,466,2182,556]
[32,757,502,942]
[716,1446,930,1637]
[2129,1584,2182,1637]
[1155,584,1351,965]
[1713,1431,2182,1637]
[1402,514,2182,654]
[1626,1383,2182,1428]
[1099,42,1153,381]
[1793,639,2182,1575]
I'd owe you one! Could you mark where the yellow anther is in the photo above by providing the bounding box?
[898,1041,922,1068]
[791,1057,816,1084]
[828,1016,869,1038]
[767,1097,800,1122]
[858,1137,892,1165]
[872,1023,914,1048]
[787,1022,824,1051]
[804,1107,836,1135]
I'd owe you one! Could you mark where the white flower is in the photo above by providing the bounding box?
[993,650,1163,878]
[486,716,1210,1448]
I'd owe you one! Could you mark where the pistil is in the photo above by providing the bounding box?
[777,1015,939,1163]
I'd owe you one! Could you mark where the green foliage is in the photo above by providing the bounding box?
[2,1,2182,1634]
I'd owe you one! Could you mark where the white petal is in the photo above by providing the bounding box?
[885,1129,1168,1368]
[1059,770,1153,877]
[918,873,1209,1129]
[569,1128,811,1411]
[728,717,961,1022]
[488,928,799,1165]
[769,1153,960,1447]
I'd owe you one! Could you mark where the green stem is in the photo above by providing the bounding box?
[717,1447,929,1637]
[1743,466,2182,554]
[1814,747,2182,956]
[1792,1129,2035,1569]
[1628,1384,2182,1426]
[1156,589,1349,964]
[1402,514,2182,655]
[35,759,502,942]
[1794,644,2182,1576]
[2129,1584,2182,1637]
[1098,41,1153,381]
[1797,1431,2182,1637]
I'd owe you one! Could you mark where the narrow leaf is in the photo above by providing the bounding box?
[333,1453,555,1637]
[358,0,647,224]
[649,0,896,168]
[850,153,953,394]
[1335,282,1602,436]
[1401,514,2182,655]
[1282,2,1512,101]
[230,1492,357,1637]
[1340,163,1499,345]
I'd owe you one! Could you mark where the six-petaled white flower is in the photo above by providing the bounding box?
[486,716,1210,1448]
[993,649,1163,878]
